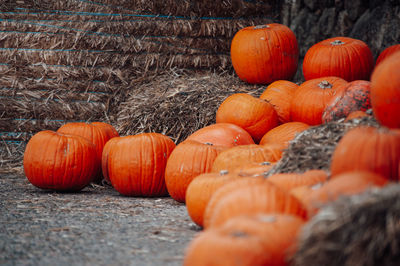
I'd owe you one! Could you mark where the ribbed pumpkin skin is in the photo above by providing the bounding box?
[303,37,374,81]
[23,130,98,191]
[231,23,299,84]
[375,44,400,66]
[331,126,400,181]
[186,171,242,227]
[291,77,348,125]
[216,93,278,142]
[165,140,225,203]
[91,122,119,139]
[322,80,371,123]
[259,122,309,148]
[211,144,283,173]
[205,181,308,228]
[370,51,400,128]
[267,170,328,192]
[101,137,119,182]
[106,133,176,197]
[260,80,299,124]
[183,214,305,266]
[185,123,254,147]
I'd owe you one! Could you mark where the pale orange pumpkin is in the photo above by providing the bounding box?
[259,122,309,148]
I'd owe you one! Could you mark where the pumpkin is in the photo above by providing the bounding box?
[305,171,389,216]
[344,110,370,121]
[186,170,242,227]
[267,170,328,192]
[185,123,254,147]
[303,37,374,81]
[104,133,175,197]
[204,179,308,228]
[216,93,278,142]
[183,214,305,266]
[259,122,309,148]
[230,23,299,84]
[290,77,348,125]
[233,161,276,176]
[375,44,400,66]
[260,80,299,124]
[322,80,371,123]
[23,130,98,191]
[165,140,225,203]
[211,144,283,173]
[57,121,119,182]
[101,137,119,183]
[370,51,400,128]
[331,126,400,181]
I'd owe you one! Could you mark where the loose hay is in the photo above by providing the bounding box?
[292,184,400,266]
[116,69,264,143]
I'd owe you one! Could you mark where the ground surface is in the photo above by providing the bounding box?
[0,172,199,266]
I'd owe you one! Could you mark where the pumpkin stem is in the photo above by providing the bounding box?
[331,40,345,46]
[230,231,248,238]
[260,161,271,166]
[258,215,277,223]
[204,142,214,146]
[219,170,229,175]
[254,25,270,30]
[318,80,333,89]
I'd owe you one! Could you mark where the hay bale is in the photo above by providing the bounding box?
[116,70,264,143]
[292,184,400,266]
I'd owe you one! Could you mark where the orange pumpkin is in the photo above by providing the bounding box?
[259,122,309,148]
[331,126,400,181]
[204,179,308,228]
[375,44,400,66]
[322,80,371,123]
[233,161,276,176]
[260,80,299,124]
[104,133,176,197]
[267,170,328,192]
[165,140,225,203]
[370,51,400,128]
[183,214,305,266]
[230,23,299,84]
[185,123,254,147]
[303,37,374,81]
[186,170,242,227]
[211,144,283,173]
[23,130,98,191]
[216,93,278,142]
[344,110,369,122]
[291,77,348,125]
[101,137,119,183]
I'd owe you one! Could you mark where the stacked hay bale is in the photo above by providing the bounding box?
[0,0,275,168]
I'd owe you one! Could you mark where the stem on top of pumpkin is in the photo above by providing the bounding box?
[254,25,270,29]
[204,142,214,146]
[258,215,277,223]
[331,40,345,45]
[318,80,333,89]
[219,170,229,175]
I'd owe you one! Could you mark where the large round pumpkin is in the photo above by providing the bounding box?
[302,37,374,81]
[216,93,278,142]
[259,80,299,124]
[23,130,98,191]
[267,170,328,192]
[104,133,176,197]
[330,126,400,181]
[165,140,225,203]
[185,123,254,147]
[259,122,309,148]
[291,77,348,125]
[230,23,299,84]
[183,214,305,266]
[375,44,400,66]
[370,51,400,128]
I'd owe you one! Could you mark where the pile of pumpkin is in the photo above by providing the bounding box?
[22,23,400,265]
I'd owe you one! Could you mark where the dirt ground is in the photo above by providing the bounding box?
[0,171,200,266]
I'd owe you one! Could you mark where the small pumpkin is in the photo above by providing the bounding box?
[211,144,283,173]
[331,126,400,181]
[185,123,254,147]
[260,80,299,124]
[370,51,400,128]
[322,80,371,123]
[344,110,369,122]
[259,122,309,148]
[267,170,328,192]
[303,37,374,81]
[186,170,242,227]
[183,214,305,266]
[165,140,226,203]
[216,93,278,142]
[290,77,348,125]
[375,44,400,66]
[23,130,98,191]
[104,133,175,197]
[230,23,299,84]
